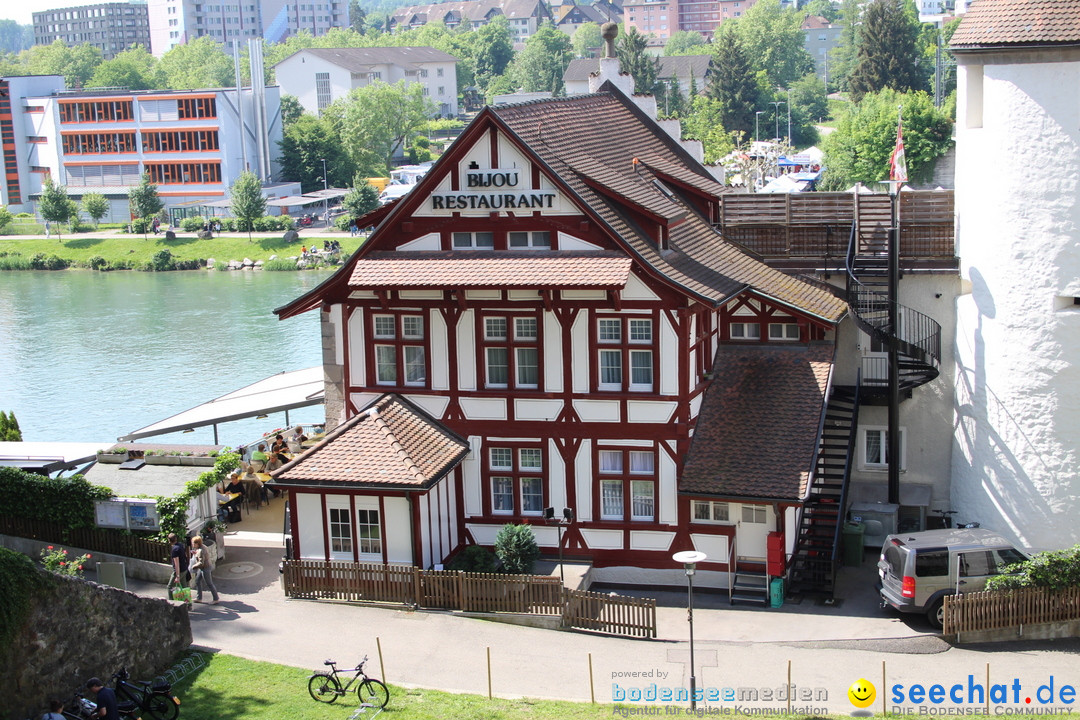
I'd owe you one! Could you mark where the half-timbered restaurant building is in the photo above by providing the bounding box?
[272,63,957,598]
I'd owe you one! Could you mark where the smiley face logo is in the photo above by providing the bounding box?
[848,678,876,708]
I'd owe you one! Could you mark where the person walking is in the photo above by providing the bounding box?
[189,535,220,605]
[168,532,190,601]
[44,221,50,239]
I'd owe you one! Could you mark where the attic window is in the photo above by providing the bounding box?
[652,179,675,200]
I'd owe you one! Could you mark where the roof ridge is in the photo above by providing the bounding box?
[369,407,427,484]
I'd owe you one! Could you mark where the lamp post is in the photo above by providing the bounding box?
[770,101,785,141]
[786,88,792,144]
[673,550,707,710]
[544,507,574,584]
[755,111,763,143]
[320,157,328,226]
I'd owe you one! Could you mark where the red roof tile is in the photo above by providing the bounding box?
[951,0,1080,48]
[348,251,633,289]
[681,345,834,501]
[271,394,469,489]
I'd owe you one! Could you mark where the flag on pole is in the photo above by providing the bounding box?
[890,109,908,183]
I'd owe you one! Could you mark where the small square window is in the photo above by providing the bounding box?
[629,319,652,342]
[374,315,395,338]
[598,319,621,342]
[519,448,542,470]
[515,317,537,340]
[402,315,423,338]
[490,447,513,469]
[485,317,507,340]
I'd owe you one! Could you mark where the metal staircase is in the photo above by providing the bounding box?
[788,222,942,598]
[788,383,860,597]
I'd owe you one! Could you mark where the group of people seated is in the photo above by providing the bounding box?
[216,428,311,523]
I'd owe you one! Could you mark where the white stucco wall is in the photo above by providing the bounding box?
[953,51,1080,549]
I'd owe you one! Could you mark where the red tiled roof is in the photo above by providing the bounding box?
[680,344,834,501]
[271,394,469,489]
[349,251,632,289]
[491,90,849,322]
[951,0,1080,48]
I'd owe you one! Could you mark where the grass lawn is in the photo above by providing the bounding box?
[171,651,616,720]
[164,652,1077,720]
[0,232,366,269]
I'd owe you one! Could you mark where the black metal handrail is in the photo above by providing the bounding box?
[829,373,861,583]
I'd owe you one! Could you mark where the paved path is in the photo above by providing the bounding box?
[116,504,1080,714]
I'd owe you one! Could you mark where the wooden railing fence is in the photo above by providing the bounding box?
[281,560,656,638]
[717,190,955,260]
[0,515,170,564]
[943,586,1080,636]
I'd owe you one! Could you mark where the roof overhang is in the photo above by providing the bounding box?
[0,441,105,474]
[119,367,324,441]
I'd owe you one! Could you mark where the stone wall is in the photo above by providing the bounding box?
[4,572,191,720]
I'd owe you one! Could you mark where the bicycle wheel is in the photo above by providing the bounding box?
[308,673,341,703]
[145,691,180,720]
[358,678,389,709]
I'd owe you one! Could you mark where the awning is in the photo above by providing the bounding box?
[119,367,324,442]
[303,188,350,200]
[266,196,324,207]
[0,441,106,474]
[203,199,234,208]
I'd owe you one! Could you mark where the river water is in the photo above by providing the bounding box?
[0,270,331,448]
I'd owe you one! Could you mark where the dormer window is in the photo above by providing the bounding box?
[508,231,550,249]
[452,231,494,249]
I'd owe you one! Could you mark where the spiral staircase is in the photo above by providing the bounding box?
[787,222,942,597]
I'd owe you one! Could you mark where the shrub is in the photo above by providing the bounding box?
[986,545,1080,591]
[414,135,431,150]
[181,216,206,232]
[87,255,109,270]
[263,258,299,271]
[0,255,30,270]
[27,253,67,270]
[494,524,540,574]
[279,215,296,230]
[131,217,151,234]
[446,545,497,573]
[175,258,204,270]
[151,249,175,271]
[335,214,354,232]
[219,218,237,232]
[40,546,91,578]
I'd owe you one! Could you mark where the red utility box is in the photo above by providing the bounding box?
[767,531,785,576]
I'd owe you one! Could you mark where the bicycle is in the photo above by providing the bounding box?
[113,667,181,720]
[61,691,141,720]
[308,656,389,708]
[933,509,980,529]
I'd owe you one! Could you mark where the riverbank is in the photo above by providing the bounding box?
[0,227,365,271]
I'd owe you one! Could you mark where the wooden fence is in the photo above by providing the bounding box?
[281,560,656,638]
[0,515,170,564]
[943,586,1080,636]
[717,190,954,260]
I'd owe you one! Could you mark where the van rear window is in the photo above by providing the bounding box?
[916,550,949,577]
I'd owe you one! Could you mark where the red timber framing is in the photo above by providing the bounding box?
[274,100,841,576]
[719,292,830,344]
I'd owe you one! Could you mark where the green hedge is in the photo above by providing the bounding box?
[986,544,1080,591]
[0,468,113,529]
[0,548,43,654]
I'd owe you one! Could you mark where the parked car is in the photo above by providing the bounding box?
[878,528,1028,629]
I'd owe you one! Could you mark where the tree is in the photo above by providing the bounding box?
[81,192,109,227]
[572,22,604,59]
[278,114,354,192]
[0,205,12,232]
[473,16,515,85]
[664,30,706,57]
[617,27,660,95]
[22,40,103,88]
[727,0,814,89]
[509,22,573,95]
[39,177,77,241]
[828,0,862,92]
[494,523,540,574]
[785,73,828,146]
[821,89,952,189]
[127,173,163,238]
[680,95,736,163]
[158,36,235,90]
[323,81,435,176]
[708,27,760,142]
[280,94,304,127]
[88,46,162,90]
[348,0,367,33]
[848,0,926,102]
[804,0,841,23]
[230,170,266,237]
[0,20,31,54]
[342,178,380,219]
[0,411,21,441]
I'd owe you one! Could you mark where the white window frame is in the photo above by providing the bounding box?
[860,426,907,471]
[356,508,381,556]
[692,500,731,523]
[452,231,494,249]
[768,322,800,341]
[328,506,352,555]
[600,479,623,520]
[730,322,761,340]
[741,504,767,524]
[508,230,551,249]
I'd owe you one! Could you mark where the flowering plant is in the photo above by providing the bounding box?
[40,545,91,578]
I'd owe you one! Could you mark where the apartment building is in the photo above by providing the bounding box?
[389,0,553,44]
[1,79,282,222]
[274,47,460,118]
[32,1,152,60]
[624,0,757,41]
[146,0,344,57]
